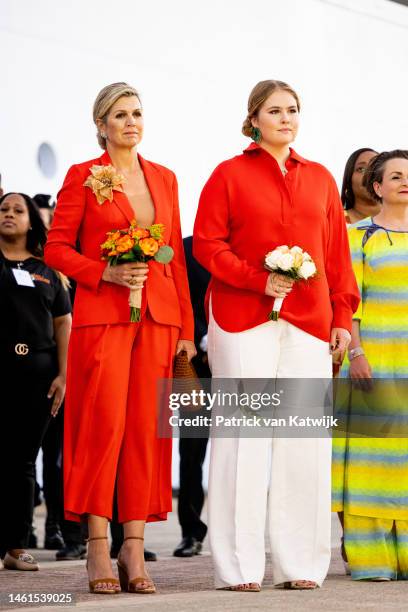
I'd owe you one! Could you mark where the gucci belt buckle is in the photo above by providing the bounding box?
[15,343,29,356]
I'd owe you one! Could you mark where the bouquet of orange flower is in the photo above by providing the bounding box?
[101,219,174,322]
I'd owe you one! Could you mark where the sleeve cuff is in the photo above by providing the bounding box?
[87,261,108,292]
[180,325,195,342]
[245,270,270,294]
[332,307,353,333]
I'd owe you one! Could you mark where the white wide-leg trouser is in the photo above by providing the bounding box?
[207,310,332,588]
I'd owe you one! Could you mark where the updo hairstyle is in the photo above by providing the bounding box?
[242,80,301,138]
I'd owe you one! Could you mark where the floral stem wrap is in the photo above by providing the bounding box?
[129,288,142,322]
[269,296,284,321]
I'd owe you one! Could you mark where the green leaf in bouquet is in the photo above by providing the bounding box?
[154,245,174,264]
[119,252,135,261]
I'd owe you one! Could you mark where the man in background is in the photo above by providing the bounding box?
[173,236,211,557]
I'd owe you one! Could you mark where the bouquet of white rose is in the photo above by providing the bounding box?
[264,245,317,321]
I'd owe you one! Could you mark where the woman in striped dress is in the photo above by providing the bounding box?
[332,150,408,580]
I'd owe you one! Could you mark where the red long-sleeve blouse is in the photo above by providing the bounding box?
[193,143,360,342]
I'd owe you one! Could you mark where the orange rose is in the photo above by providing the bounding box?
[109,230,121,242]
[139,237,159,256]
[131,227,150,240]
[116,235,135,253]
[108,249,118,257]
[157,238,165,247]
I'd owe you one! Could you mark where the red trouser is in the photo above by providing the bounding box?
[64,314,178,524]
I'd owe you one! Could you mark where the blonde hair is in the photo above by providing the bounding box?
[242,80,301,138]
[93,82,141,149]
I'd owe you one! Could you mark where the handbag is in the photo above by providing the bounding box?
[173,350,203,410]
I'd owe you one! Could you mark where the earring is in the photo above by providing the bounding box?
[101,132,106,139]
[251,127,262,143]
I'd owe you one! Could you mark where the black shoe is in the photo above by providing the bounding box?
[144,548,157,562]
[173,536,202,558]
[44,527,64,550]
[56,543,87,561]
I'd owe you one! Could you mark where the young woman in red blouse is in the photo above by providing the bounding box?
[193,80,360,591]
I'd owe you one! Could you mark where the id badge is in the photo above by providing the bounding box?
[12,268,35,287]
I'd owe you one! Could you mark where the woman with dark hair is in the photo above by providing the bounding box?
[341,148,380,224]
[194,80,359,591]
[333,150,408,580]
[0,192,71,571]
[335,147,380,562]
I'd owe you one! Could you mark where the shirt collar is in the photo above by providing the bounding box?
[243,142,308,164]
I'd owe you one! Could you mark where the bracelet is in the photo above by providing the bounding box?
[348,346,365,361]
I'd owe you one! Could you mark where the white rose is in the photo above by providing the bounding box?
[276,245,290,253]
[265,251,281,269]
[292,251,304,268]
[303,251,312,261]
[298,261,317,279]
[290,246,303,254]
[277,253,295,271]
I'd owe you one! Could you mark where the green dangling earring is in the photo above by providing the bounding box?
[251,127,262,143]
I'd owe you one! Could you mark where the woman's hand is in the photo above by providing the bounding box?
[176,339,197,362]
[330,327,351,364]
[265,272,295,298]
[47,374,66,417]
[350,354,373,391]
[102,262,149,289]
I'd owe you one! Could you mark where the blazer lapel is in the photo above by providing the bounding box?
[99,151,134,225]
[139,155,171,237]
[97,151,171,234]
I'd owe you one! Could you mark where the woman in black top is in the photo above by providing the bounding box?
[0,192,71,571]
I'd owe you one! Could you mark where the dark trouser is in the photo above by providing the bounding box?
[178,437,208,541]
[60,518,87,546]
[42,409,63,530]
[110,488,123,550]
[0,350,56,556]
[177,351,210,542]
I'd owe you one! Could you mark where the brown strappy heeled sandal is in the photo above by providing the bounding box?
[86,537,120,594]
[221,583,261,592]
[117,536,156,594]
[284,580,318,590]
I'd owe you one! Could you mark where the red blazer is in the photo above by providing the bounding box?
[45,150,194,340]
[193,144,360,342]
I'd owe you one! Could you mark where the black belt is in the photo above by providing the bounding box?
[0,344,56,357]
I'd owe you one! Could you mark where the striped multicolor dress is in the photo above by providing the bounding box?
[332,217,408,580]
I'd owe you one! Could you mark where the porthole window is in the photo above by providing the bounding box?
[37,142,57,178]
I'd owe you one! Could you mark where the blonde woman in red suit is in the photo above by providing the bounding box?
[45,82,195,595]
